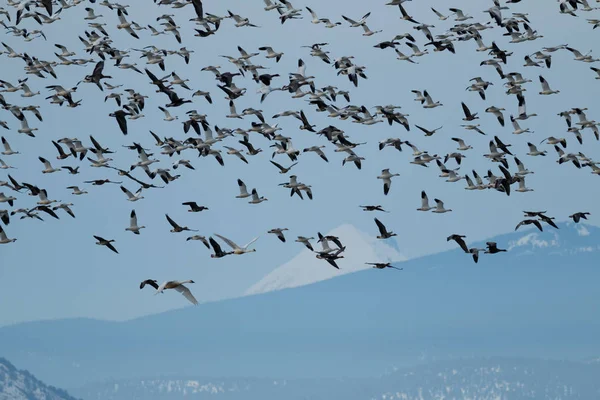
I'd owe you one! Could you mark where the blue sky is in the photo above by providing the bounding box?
[0,0,599,326]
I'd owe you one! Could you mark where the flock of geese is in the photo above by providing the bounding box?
[0,0,598,306]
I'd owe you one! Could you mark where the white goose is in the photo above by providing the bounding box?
[236,179,251,198]
[538,75,559,95]
[527,142,547,156]
[417,190,433,211]
[0,193,16,206]
[67,186,88,195]
[18,118,38,137]
[451,137,472,151]
[120,186,144,201]
[432,199,452,213]
[514,157,533,177]
[511,115,531,135]
[214,233,259,255]
[515,177,533,193]
[158,106,177,121]
[249,188,268,204]
[39,157,61,173]
[377,168,400,195]
[154,280,198,305]
[422,90,442,108]
[126,209,145,234]
[0,158,15,169]
[0,225,16,244]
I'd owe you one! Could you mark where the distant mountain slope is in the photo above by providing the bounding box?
[70,358,600,400]
[246,223,407,295]
[0,357,79,400]
[1,223,599,389]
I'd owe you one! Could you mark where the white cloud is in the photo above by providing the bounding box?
[577,225,590,237]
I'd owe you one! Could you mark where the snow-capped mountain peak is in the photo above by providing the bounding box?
[245,223,407,295]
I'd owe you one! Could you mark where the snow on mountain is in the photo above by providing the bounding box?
[245,223,407,295]
[0,358,79,400]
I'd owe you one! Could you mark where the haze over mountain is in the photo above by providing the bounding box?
[1,223,598,390]
[70,358,600,400]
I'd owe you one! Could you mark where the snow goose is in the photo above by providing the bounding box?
[18,118,38,137]
[258,46,284,62]
[165,214,197,233]
[224,147,248,164]
[214,233,258,255]
[226,100,242,119]
[236,179,251,198]
[374,218,396,239]
[569,212,591,223]
[511,115,531,135]
[38,157,60,174]
[417,190,433,211]
[422,90,442,108]
[1,137,18,155]
[0,225,16,244]
[227,10,259,28]
[342,12,371,28]
[120,186,144,201]
[158,106,177,121]
[395,49,417,63]
[514,157,533,177]
[186,235,210,249]
[485,106,505,126]
[126,210,145,234]
[431,7,448,20]
[451,137,472,151]
[432,199,452,213]
[154,280,198,305]
[0,158,14,169]
[515,177,533,193]
[406,42,428,57]
[67,186,87,195]
[461,124,486,135]
[450,8,472,21]
[93,235,118,253]
[377,169,400,195]
[37,189,58,206]
[445,170,464,183]
[268,228,288,243]
[0,193,16,207]
[361,24,382,36]
[541,136,567,148]
[295,236,314,251]
[19,82,39,98]
[249,188,268,204]
[464,175,478,190]
[538,75,559,95]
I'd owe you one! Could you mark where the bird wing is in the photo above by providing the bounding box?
[165,214,180,229]
[130,209,137,226]
[175,284,198,305]
[214,233,240,250]
[121,186,134,198]
[243,236,259,249]
[374,218,387,235]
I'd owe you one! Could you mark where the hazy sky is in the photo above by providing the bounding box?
[0,0,598,326]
